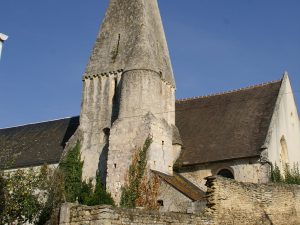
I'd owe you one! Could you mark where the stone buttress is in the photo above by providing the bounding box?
[76,0,181,204]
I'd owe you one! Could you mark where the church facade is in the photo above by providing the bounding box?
[1,0,300,212]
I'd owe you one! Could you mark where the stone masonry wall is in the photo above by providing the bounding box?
[179,158,270,192]
[59,204,213,225]
[107,71,177,204]
[57,177,300,225]
[206,176,300,225]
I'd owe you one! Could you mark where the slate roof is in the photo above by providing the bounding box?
[0,80,282,169]
[176,80,282,166]
[0,117,79,169]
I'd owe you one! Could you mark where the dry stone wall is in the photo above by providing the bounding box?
[59,204,212,225]
[206,176,300,225]
[57,177,300,225]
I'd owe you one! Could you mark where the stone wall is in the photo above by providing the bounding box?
[107,71,178,204]
[179,157,270,191]
[59,204,213,225]
[206,176,300,225]
[56,177,300,225]
[79,74,119,184]
[157,180,193,213]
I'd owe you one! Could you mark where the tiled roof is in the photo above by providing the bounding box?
[176,80,282,166]
[0,117,79,169]
[0,80,282,169]
[154,171,205,201]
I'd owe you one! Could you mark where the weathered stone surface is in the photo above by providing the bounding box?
[84,0,175,86]
[157,180,194,213]
[56,177,300,225]
[63,205,213,225]
[206,176,300,225]
[79,74,120,183]
[76,0,181,203]
[179,158,270,192]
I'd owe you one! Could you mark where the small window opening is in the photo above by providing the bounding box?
[162,140,164,145]
[114,163,117,168]
[157,200,164,206]
[217,169,234,179]
[103,128,110,136]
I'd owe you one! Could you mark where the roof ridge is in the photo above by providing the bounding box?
[0,116,79,130]
[176,79,282,103]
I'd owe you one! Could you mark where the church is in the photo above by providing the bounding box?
[1,0,300,212]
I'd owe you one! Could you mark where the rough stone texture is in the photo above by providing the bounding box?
[79,74,120,183]
[178,158,270,191]
[80,0,181,204]
[74,0,182,195]
[206,176,300,225]
[60,204,212,225]
[157,180,194,213]
[106,70,178,202]
[57,177,300,225]
[84,0,175,87]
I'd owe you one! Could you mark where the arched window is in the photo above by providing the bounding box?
[280,136,289,170]
[217,169,234,179]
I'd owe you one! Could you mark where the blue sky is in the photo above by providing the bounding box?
[0,0,299,128]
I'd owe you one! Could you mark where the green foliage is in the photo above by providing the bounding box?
[284,164,300,184]
[78,174,114,206]
[272,163,300,185]
[58,141,114,206]
[36,168,65,225]
[0,168,45,225]
[271,163,283,183]
[1,140,114,224]
[120,137,152,208]
[59,141,83,202]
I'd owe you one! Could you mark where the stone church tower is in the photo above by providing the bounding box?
[76,0,181,204]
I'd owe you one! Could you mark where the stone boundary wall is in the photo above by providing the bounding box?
[58,204,213,225]
[206,176,300,225]
[57,176,300,225]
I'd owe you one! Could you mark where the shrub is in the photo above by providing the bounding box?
[0,168,44,225]
[120,137,152,208]
[79,174,114,206]
[36,168,65,225]
[272,163,300,185]
[271,163,283,183]
[1,140,114,225]
[59,141,83,202]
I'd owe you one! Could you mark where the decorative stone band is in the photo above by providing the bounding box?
[82,69,124,81]
[82,68,176,89]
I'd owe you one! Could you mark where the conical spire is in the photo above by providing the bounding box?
[84,0,175,86]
